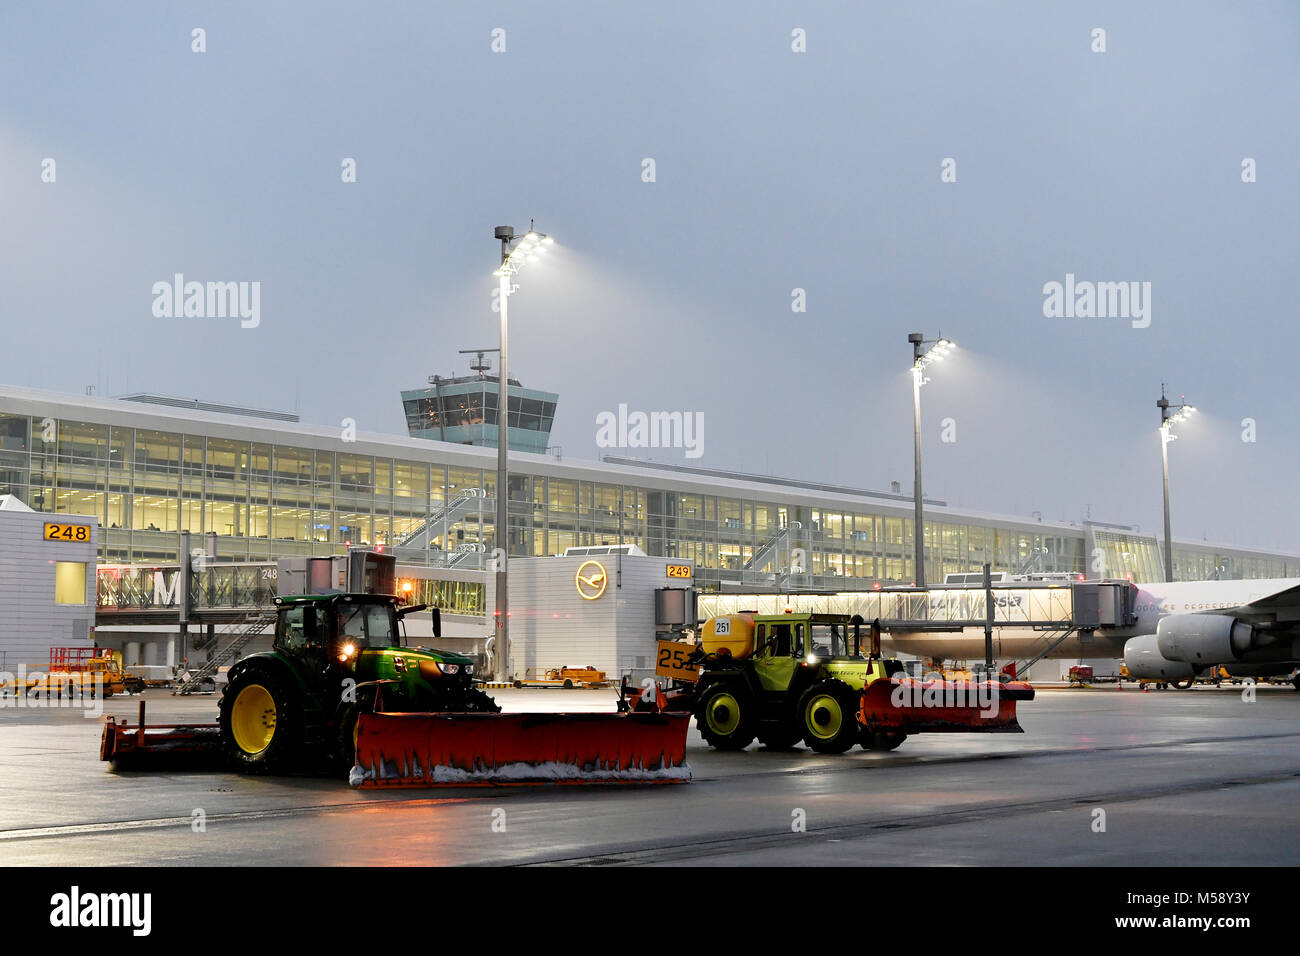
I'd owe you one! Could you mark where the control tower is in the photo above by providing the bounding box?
[401,349,558,454]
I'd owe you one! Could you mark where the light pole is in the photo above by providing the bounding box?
[907,333,953,589]
[490,223,554,681]
[1157,385,1196,583]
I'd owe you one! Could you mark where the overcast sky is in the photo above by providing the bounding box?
[2,2,1297,551]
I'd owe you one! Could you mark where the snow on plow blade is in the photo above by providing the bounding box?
[350,711,693,787]
[859,678,1035,734]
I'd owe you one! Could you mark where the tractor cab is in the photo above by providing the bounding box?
[270,593,468,677]
[751,613,872,662]
[805,616,866,660]
[222,593,496,773]
[272,593,438,653]
[273,594,394,658]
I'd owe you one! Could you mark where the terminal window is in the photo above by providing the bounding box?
[54,561,87,605]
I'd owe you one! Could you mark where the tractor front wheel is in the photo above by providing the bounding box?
[696,684,756,750]
[220,667,301,773]
[798,680,859,754]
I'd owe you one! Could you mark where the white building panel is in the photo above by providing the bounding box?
[507,554,693,679]
[0,501,98,671]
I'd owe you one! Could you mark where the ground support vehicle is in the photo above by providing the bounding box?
[3,648,143,699]
[512,665,609,689]
[102,593,691,786]
[1067,664,1128,687]
[637,613,1034,754]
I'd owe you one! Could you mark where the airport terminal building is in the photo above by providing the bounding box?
[0,382,1296,596]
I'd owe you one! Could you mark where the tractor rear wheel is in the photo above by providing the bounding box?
[696,684,756,750]
[798,680,859,754]
[220,667,302,773]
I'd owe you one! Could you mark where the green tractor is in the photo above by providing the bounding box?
[218,593,499,773]
[693,612,908,754]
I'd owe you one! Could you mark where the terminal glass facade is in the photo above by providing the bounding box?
[1,409,1296,588]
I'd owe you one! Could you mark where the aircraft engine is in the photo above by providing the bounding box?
[1123,633,1196,681]
[1156,614,1254,664]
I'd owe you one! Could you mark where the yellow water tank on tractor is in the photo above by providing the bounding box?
[700,614,755,659]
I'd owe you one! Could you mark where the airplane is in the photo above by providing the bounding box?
[876,577,1300,689]
[1117,577,1300,689]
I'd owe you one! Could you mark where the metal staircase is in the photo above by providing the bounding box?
[445,543,486,568]
[173,613,274,695]
[745,522,800,572]
[398,489,490,550]
[1006,625,1078,677]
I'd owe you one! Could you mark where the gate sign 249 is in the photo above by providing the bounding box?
[44,523,90,542]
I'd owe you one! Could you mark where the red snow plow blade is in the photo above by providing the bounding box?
[351,710,692,787]
[858,677,1035,734]
[100,701,225,770]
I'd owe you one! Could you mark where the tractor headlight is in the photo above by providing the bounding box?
[464,664,474,676]
[338,642,358,663]
[441,663,460,675]
[806,654,819,665]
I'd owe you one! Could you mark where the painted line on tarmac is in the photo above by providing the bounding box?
[688,730,1300,782]
[529,765,1300,866]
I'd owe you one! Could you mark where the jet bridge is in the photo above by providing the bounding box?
[699,580,1136,629]
[697,579,1138,665]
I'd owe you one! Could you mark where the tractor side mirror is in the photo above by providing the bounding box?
[431,606,441,640]
[302,607,324,648]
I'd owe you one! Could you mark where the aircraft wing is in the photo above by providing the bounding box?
[1235,582,1300,625]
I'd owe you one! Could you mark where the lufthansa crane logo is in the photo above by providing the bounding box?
[575,560,608,600]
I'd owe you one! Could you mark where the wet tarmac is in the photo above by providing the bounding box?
[2,683,1297,865]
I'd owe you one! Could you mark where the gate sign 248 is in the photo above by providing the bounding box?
[44,523,90,542]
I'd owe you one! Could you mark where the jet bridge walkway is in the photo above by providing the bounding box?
[698,579,1137,667]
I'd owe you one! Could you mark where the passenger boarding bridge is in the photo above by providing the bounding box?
[95,559,487,626]
[698,579,1139,669]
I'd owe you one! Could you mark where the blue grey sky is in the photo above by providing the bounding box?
[1,2,1297,550]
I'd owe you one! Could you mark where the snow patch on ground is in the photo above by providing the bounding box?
[348,755,692,786]
[425,760,694,784]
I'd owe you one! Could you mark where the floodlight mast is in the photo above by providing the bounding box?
[907,333,954,589]
[490,222,554,681]
[1157,385,1196,583]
